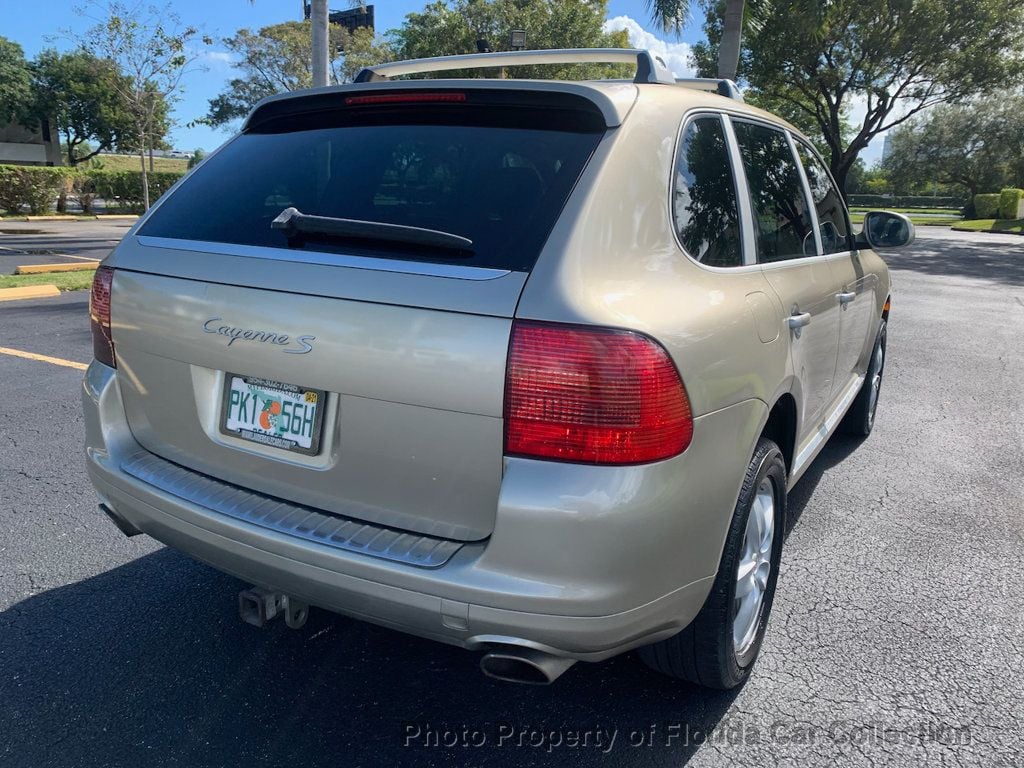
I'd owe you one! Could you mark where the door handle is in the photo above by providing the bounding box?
[837,291,856,304]
[787,312,812,329]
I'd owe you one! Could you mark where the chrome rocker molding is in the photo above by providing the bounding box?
[119,450,464,568]
[789,373,864,487]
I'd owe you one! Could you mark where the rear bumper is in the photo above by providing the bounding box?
[84,361,766,661]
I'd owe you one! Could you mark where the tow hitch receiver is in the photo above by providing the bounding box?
[238,587,309,629]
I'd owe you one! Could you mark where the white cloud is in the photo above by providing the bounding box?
[200,50,235,67]
[603,16,697,79]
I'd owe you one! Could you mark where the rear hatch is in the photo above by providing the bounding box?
[107,86,612,541]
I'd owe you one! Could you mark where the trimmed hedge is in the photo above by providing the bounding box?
[0,166,75,214]
[0,164,184,214]
[848,194,964,209]
[998,188,1024,220]
[974,193,1002,219]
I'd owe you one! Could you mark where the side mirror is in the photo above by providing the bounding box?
[857,210,915,250]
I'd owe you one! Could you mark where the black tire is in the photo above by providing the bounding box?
[841,319,887,437]
[638,438,786,689]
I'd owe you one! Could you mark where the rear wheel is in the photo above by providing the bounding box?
[638,438,786,689]
[842,320,887,436]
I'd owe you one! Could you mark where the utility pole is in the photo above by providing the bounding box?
[311,0,329,87]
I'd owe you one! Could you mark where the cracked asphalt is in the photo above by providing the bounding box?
[0,229,1021,767]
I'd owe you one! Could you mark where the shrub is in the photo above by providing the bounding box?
[0,166,75,214]
[998,188,1024,220]
[847,194,963,209]
[0,164,185,215]
[87,169,183,212]
[974,193,1002,219]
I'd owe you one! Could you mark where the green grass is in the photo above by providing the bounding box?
[849,213,961,227]
[0,268,96,291]
[93,154,188,173]
[849,206,961,215]
[950,218,1024,234]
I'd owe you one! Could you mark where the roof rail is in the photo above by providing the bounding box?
[354,48,676,86]
[675,77,744,102]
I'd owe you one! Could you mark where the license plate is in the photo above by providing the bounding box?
[219,374,325,456]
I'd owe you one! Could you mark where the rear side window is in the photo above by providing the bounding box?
[795,142,853,254]
[732,120,815,264]
[139,94,605,272]
[672,116,743,267]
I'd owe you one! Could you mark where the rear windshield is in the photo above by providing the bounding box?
[139,93,606,272]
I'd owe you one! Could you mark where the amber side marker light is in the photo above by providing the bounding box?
[883,298,891,312]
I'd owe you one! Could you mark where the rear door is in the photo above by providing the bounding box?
[730,118,842,433]
[793,140,878,386]
[108,89,609,542]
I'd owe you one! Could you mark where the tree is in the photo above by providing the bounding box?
[0,37,34,125]
[697,0,1024,195]
[883,96,1024,199]
[645,0,748,81]
[80,1,208,209]
[198,21,390,130]
[31,49,136,165]
[390,0,631,80]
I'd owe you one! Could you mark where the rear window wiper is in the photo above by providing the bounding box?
[271,207,474,254]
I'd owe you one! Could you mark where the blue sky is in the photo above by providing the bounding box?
[2,0,884,163]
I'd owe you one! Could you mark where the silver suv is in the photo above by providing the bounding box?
[84,49,911,688]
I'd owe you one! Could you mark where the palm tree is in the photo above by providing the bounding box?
[646,0,746,82]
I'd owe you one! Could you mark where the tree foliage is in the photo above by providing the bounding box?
[79,0,208,208]
[390,0,631,80]
[883,95,1024,198]
[199,21,392,130]
[31,49,139,165]
[0,37,35,126]
[697,0,1024,194]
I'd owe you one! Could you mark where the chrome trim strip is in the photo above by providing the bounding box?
[120,450,464,568]
[790,374,864,486]
[786,129,823,258]
[134,236,514,281]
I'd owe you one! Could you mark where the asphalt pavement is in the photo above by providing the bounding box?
[0,229,1021,767]
[0,219,132,271]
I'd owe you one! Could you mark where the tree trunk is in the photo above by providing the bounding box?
[149,144,154,173]
[311,0,330,88]
[717,0,745,81]
[139,146,150,211]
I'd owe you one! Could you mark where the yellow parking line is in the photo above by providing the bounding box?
[0,346,88,370]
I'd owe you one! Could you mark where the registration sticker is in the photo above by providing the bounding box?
[219,374,325,455]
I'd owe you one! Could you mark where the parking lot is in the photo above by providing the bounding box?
[0,228,1021,767]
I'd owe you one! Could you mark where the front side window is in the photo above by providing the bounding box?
[796,142,853,254]
[732,120,815,263]
[672,116,743,267]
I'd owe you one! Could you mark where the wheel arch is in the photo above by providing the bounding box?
[760,393,798,475]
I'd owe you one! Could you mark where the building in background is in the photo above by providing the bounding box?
[0,118,62,166]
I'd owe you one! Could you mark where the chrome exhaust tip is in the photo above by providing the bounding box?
[480,647,576,685]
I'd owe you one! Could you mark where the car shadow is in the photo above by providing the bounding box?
[1,440,860,768]
[883,233,1024,286]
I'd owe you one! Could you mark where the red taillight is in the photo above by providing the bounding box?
[504,321,693,464]
[90,266,115,368]
[344,92,467,106]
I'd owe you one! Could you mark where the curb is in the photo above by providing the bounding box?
[950,226,1024,236]
[0,284,61,302]
[15,262,98,275]
[7,214,139,222]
